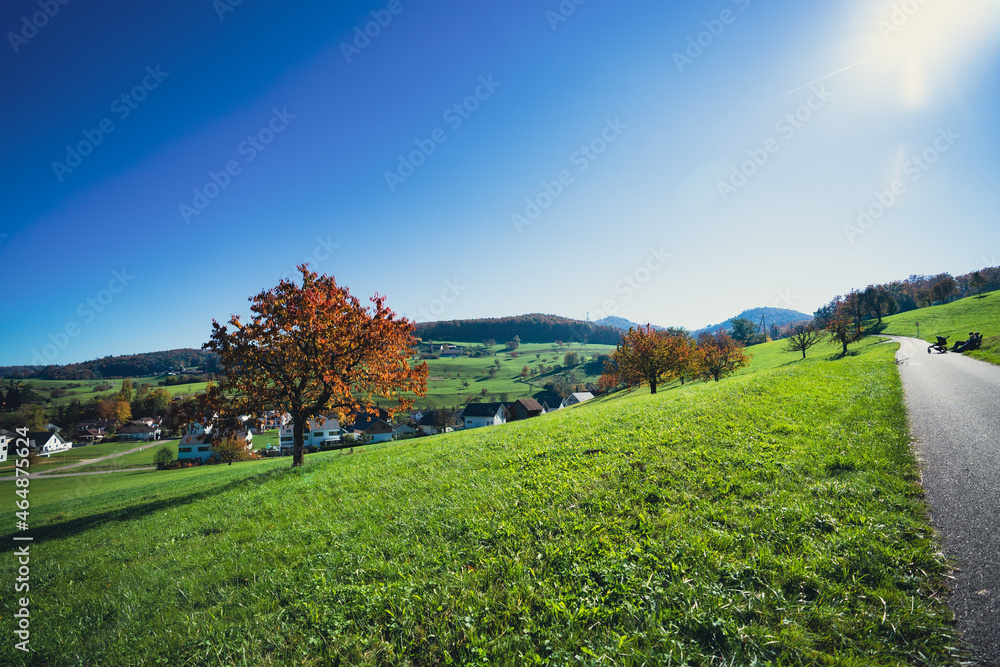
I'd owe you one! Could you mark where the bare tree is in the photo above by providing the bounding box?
[785,325,824,359]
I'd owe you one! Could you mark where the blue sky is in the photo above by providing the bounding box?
[2,0,999,366]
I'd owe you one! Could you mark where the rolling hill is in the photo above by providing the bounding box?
[694,307,811,336]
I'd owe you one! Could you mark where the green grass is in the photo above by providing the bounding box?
[0,339,959,665]
[413,342,615,409]
[880,290,1000,365]
[0,440,165,474]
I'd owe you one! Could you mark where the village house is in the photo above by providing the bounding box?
[117,423,162,442]
[278,416,342,453]
[540,399,562,414]
[507,398,544,422]
[0,431,9,463]
[562,392,595,408]
[27,431,72,454]
[393,423,416,438]
[417,410,458,435]
[76,419,116,443]
[460,402,507,429]
[178,420,254,462]
[358,419,393,443]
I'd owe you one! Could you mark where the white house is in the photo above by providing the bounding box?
[357,419,393,443]
[278,417,342,453]
[561,392,595,408]
[177,422,214,461]
[0,431,8,463]
[177,421,254,462]
[460,403,506,429]
[28,431,72,454]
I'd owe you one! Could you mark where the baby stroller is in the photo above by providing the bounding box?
[927,335,949,354]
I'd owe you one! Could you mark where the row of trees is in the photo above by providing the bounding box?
[598,326,752,394]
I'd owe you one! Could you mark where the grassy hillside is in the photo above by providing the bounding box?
[0,339,959,665]
[415,342,614,409]
[880,291,1000,365]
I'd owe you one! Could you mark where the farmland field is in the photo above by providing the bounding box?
[0,337,960,665]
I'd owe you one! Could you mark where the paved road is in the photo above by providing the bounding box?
[0,441,165,482]
[40,440,164,475]
[890,337,1000,665]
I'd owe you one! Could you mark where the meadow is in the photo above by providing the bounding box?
[0,337,962,666]
[879,290,1000,365]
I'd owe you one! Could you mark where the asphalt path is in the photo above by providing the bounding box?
[0,441,165,481]
[889,336,1000,665]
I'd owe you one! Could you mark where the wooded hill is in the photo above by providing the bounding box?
[0,349,221,381]
[414,314,621,345]
[694,307,812,336]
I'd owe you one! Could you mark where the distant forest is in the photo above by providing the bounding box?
[414,314,621,346]
[1,349,221,381]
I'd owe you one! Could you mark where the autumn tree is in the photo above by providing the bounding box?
[563,351,580,366]
[97,399,131,423]
[928,273,959,304]
[203,265,428,467]
[785,324,824,359]
[694,331,751,382]
[600,326,695,394]
[210,435,255,465]
[506,335,520,351]
[824,295,865,356]
[861,284,898,325]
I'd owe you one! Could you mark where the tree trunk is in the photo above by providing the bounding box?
[292,413,305,467]
[801,349,807,359]
[649,377,657,394]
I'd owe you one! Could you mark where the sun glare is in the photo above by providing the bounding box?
[852,0,1000,108]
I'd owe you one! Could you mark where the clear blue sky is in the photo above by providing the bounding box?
[2,0,999,366]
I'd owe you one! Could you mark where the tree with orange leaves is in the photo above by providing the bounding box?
[599,325,695,394]
[694,330,751,382]
[203,265,428,467]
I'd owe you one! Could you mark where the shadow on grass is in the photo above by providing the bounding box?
[0,465,296,553]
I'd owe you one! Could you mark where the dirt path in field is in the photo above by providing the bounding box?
[889,336,1000,665]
